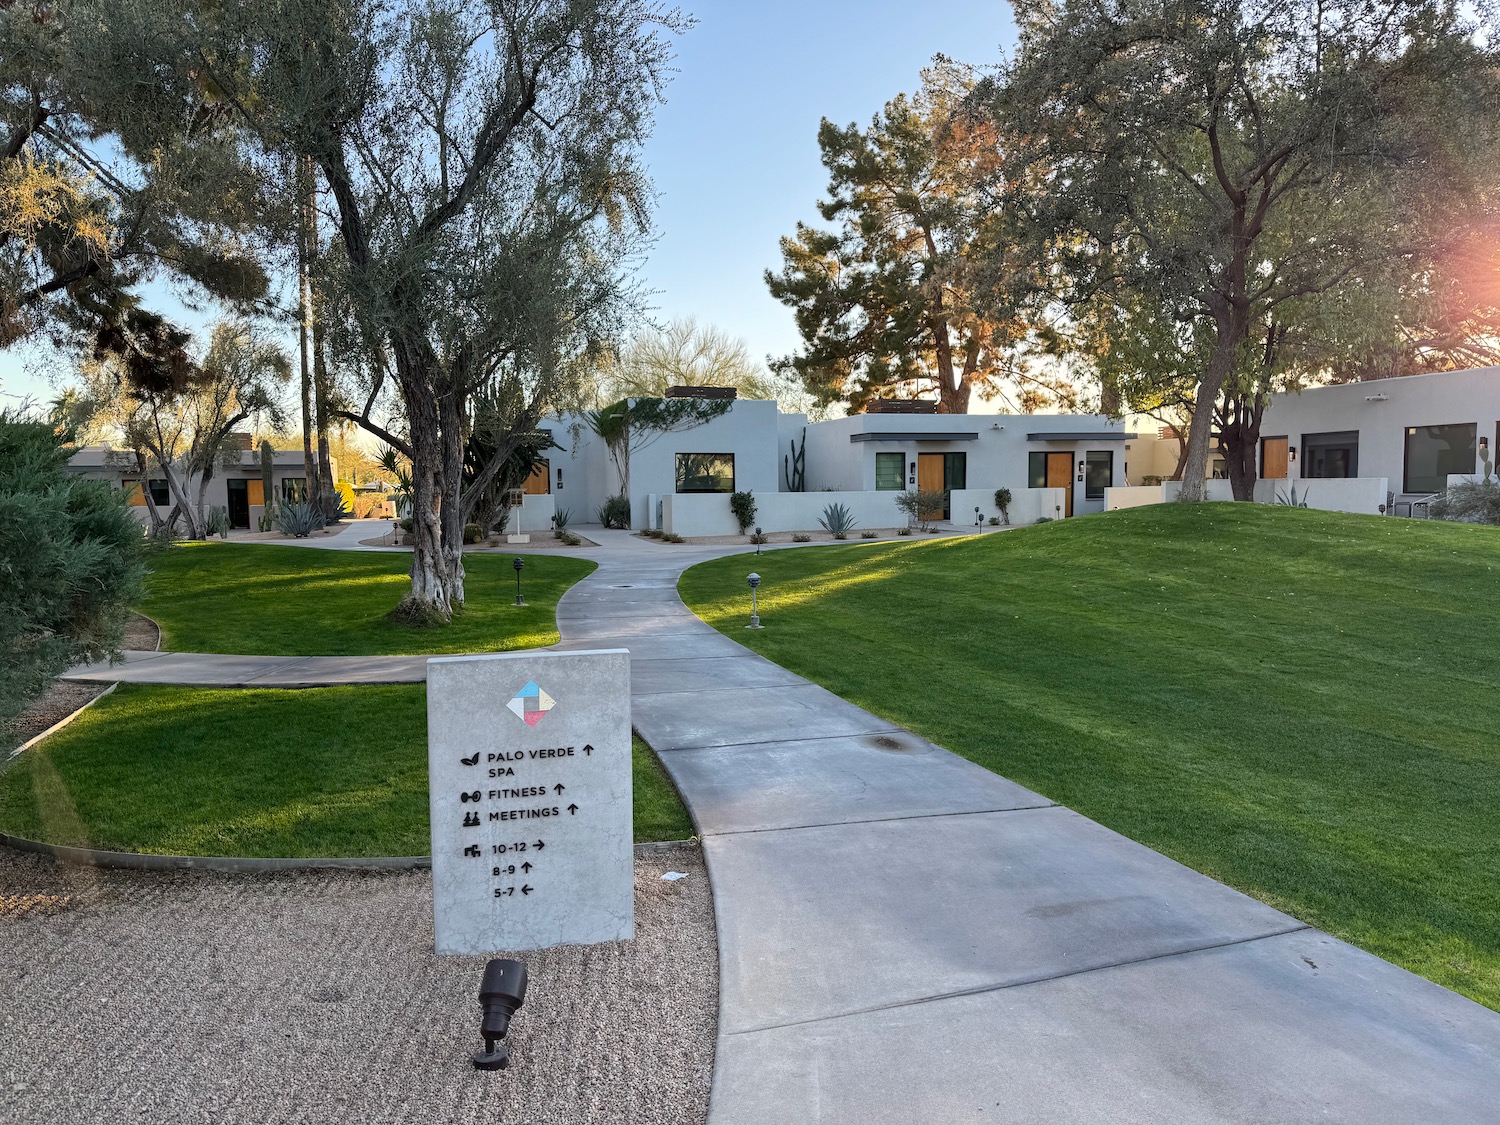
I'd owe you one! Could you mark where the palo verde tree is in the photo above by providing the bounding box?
[989,0,1500,499]
[195,0,678,622]
[767,61,1057,415]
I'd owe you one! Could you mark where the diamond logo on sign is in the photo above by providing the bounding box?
[507,681,556,727]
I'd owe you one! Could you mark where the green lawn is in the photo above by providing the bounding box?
[0,685,692,855]
[679,504,1500,1011]
[139,543,595,655]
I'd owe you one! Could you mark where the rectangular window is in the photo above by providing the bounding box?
[943,452,967,491]
[1303,431,1360,479]
[281,477,307,503]
[1404,423,1476,493]
[875,452,904,491]
[674,453,734,493]
[147,478,171,506]
[1028,451,1047,488]
[1085,451,1113,499]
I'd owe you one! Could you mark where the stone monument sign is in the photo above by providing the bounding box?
[427,649,633,955]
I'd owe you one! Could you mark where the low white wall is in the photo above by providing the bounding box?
[662,490,907,537]
[513,493,556,533]
[951,487,1066,525]
[1163,479,1238,502]
[1272,476,1388,514]
[1104,485,1166,512]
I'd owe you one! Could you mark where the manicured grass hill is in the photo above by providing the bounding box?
[0,685,692,856]
[679,504,1500,1010]
[140,543,594,655]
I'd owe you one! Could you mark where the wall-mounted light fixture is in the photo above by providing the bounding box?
[556,468,563,490]
[1077,460,1085,473]
[1288,446,1298,464]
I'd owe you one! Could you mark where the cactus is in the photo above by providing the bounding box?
[819,502,858,539]
[784,427,807,492]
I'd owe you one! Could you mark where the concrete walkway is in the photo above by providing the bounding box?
[56,525,1500,1121]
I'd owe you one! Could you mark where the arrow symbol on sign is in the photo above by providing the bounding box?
[553,783,565,795]
[582,744,593,756]
[567,803,579,815]
[533,840,545,850]
[521,861,532,873]
[521,884,533,896]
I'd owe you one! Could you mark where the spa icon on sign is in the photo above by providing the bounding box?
[507,681,556,727]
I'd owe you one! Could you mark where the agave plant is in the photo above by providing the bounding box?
[819,501,858,539]
[275,499,326,538]
[1275,484,1311,508]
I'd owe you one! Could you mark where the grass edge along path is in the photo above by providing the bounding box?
[139,543,596,656]
[0,684,693,857]
[678,504,1500,1012]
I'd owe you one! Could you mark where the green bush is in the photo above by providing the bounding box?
[730,490,758,534]
[749,529,769,545]
[792,533,812,543]
[895,489,947,532]
[0,413,146,723]
[662,531,684,543]
[993,487,1013,525]
[558,530,582,546]
[598,494,631,529]
[860,530,877,539]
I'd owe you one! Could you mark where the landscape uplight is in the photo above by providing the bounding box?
[513,556,526,607]
[471,958,528,1071]
[746,572,764,630]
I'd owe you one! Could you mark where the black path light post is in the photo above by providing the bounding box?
[746,572,763,629]
[513,556,526,607]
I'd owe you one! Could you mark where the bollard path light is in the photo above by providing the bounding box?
[974,506,983,527]
[512,556,527,607]
[746,572,764,629]
[472,957,528,1070]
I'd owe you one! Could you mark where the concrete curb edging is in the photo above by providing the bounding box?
[0,832,698,873]
[6,682,118,761]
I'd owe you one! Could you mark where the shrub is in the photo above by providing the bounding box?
[819,502,857,539]
[1035,516,1053,524]
[730,490,758,534]
[204,505,231,539]
[397,516,413,532]
[860,530,877,539]
[895,489,947,532]
[993,487,1013,525]
[0,413,146,723]
[1431,480,1500,525]
[598,494,631,529]
[640,527,663,539]
[662,532,685,543]
[749,530,769,545]
[463,522,483,544]
[553,507,572,533]
[987,516,1000,526]
[792,533,811,543]
[559,530,582,546]
[896,526,912,536]
[1141,474,1165,486]
[275,499,326,538]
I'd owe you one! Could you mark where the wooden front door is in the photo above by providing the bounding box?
[1045,452,1073,518]
[1261,437,1288,480]
[918,453,946,519]
[524,459,551,495]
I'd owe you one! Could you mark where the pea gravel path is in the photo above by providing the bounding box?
[0,844,715,1125]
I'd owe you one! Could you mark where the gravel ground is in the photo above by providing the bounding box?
[647,526,992,547]
[2,614,161,753]
[0,844,716,1125]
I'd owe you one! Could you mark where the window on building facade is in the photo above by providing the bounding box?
[674,453,735,493]
[1302,431,1360,479]
[1028,451,1047,487]
[1085,451,1113,498]
[1404,424,1476,493]
[875,452,904,491]
[147,479,171,506]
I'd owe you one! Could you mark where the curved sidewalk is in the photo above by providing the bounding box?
[559,532,1500,1123]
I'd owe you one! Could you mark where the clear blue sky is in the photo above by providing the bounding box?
[0,2,1019,406]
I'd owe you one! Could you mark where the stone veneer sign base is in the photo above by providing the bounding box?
[427,649,633,955]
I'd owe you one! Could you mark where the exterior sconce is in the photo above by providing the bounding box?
[556,468,563,490]
[1077,460,1085,473]
[1288,446,1297,463]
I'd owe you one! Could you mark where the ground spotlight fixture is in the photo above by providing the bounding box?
[472,958,528,1071]
[512,556,526,607]
[746,572,763,630]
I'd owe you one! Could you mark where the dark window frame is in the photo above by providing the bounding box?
[147,478,171,506]
[1403,423,1476,494]
[674,452,735,494]
[1302,430,1360,480]
[1085,450,1113,499]
[875,451,904,491]
[1027,451,1047,488]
